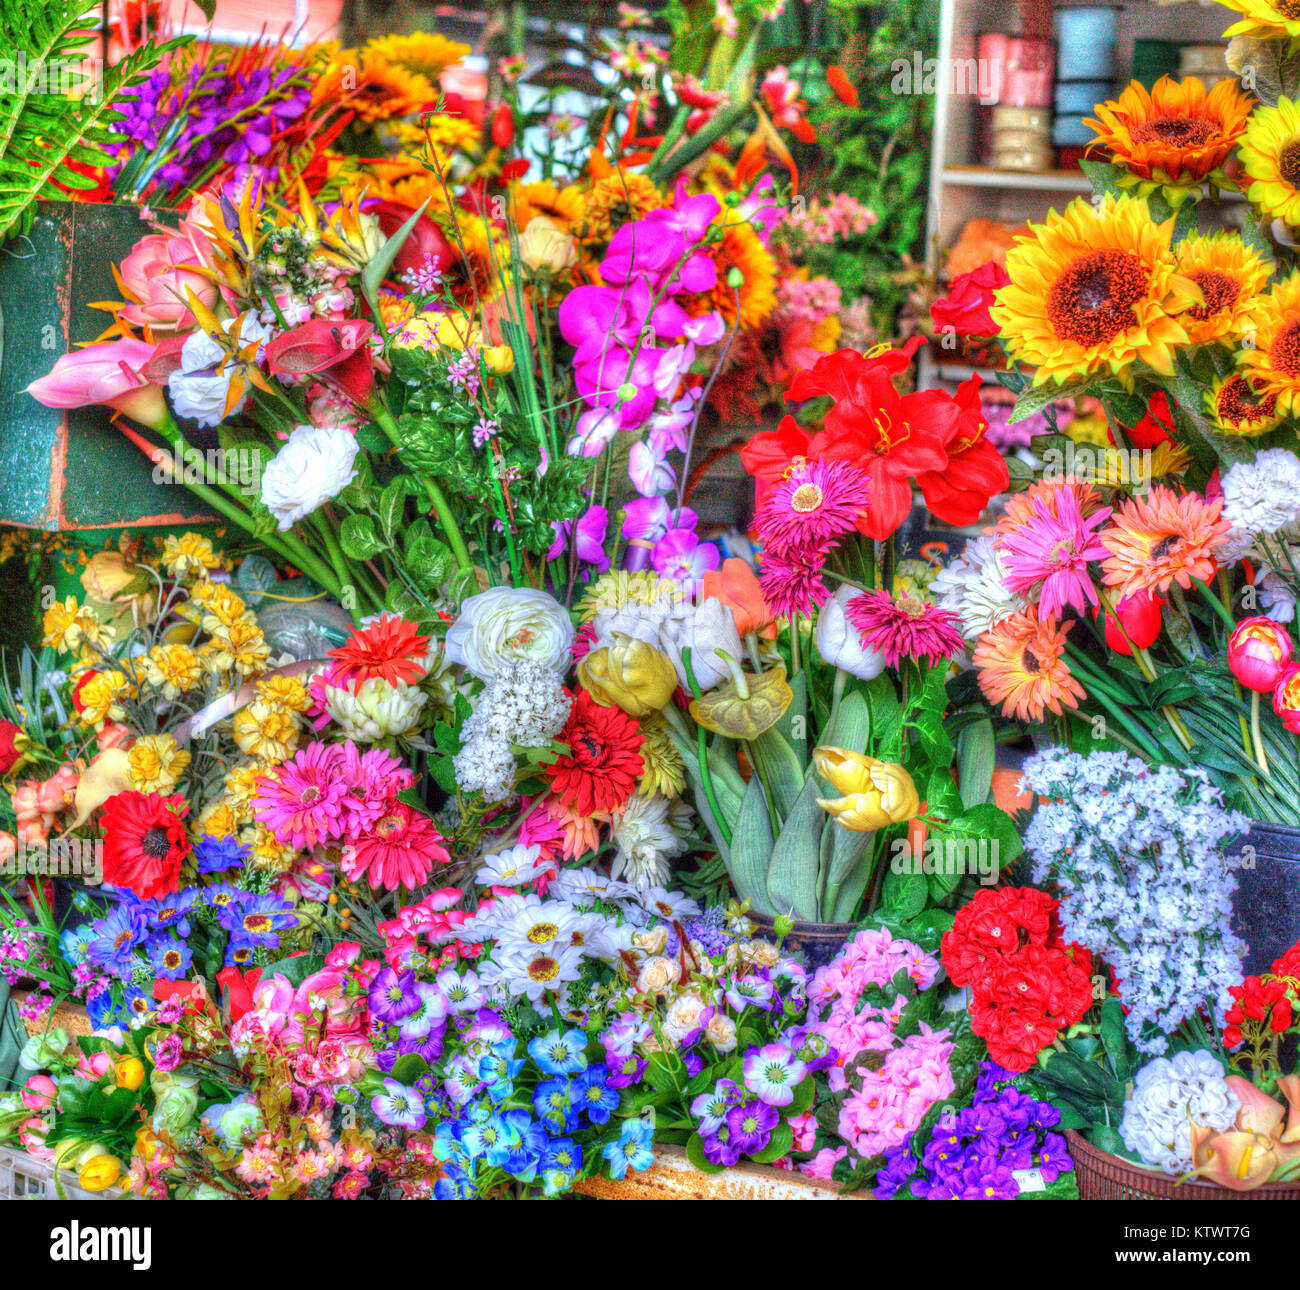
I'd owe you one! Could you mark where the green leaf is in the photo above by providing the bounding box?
[361,198,431,313]
[378,477,416,542]
[339,513,384,561]
[765,775,825,922]
[820,688,870,756]
[748,1121,793,1164]
[685,1132,725,1175]
[730,768,776,913]
[878,866,927,921]
[751,725,805,820]
[955,718,995,809]
[387,1053,430,1086]
[1009,377,1089,425]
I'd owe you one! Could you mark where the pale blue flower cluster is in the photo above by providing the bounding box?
[1020,749,1248,1054]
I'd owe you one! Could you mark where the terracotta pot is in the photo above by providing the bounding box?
[745,911,855,971]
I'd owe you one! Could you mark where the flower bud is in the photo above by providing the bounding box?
[114,1056,146,1091]
[813,747,920,832]
[1229,616,1293,692]
[518,216,576,277]
[77,1154,122,1192]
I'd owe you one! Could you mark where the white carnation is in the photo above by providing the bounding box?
[1221,449,1300,536]
[930,535,1026,642]
[259,424,360,531]
[609,794,684,889]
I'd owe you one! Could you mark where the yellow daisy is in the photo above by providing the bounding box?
[363,32,470,79]
[1173,231,1271,346]
[199,585,252,632]
[1205,372,1284,435]
[512,180,586,232]
[688,214,778,330]
[1239,97,1300,229]
[989,194,1200,387]
[162,533,222,579]
[127,735,191,794]
[1239,272,1300,413]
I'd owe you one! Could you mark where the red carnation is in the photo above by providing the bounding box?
[546,690,643,816]
[101,790,191,900]
[930,262,1010,338]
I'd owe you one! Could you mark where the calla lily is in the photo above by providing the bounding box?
[27,338,166,428]
[689,663,792,739]
[265,319,376,406]
[1188,1076,1300,1189]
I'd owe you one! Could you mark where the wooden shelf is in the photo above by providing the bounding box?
[941,166,1092,192]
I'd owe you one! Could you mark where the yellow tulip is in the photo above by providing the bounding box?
[77,1154,122,1192]
[114,1056,145,1091]
[813,747,920,832]
[484,345,515,375]
[578,635,677,718]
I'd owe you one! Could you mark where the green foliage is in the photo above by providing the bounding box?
[0,0,182,242]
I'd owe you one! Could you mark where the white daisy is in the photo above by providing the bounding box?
[609,793,683,888]
[476,843,555,889]
[929,535,1026,642]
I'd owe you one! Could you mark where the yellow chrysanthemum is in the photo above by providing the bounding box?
[578,571,681,622]
[162,533,222,579]
[989,194,1200,387]
[225,761,273,807]
[363,32,470,79]
[232,699,301,762]
[1084,76,1253,194]
[1239,97,1300,228]
[1238,272,1300,413]
[689,216,777,330]
[142,644,201,701]
[638,715,686,798]
[246,823,294,875]
[581,171,665,242]
[386,113,481,163]
[200,585,252,632]
[75,670,134,727]
[1205,372,1284,435]
[201,620,270,678]
[196,798,245,841]
[1172,231,1271,346]
[1220,0,1300,41]
[42,597,108,653]
[256,675,311,713]
[127,735,191,794]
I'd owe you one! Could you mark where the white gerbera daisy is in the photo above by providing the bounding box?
[492,942,584,1004]
[929,535,1026,642]
[609,793,683,889]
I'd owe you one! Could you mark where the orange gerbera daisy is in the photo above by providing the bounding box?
[1173,231,1270,346]
[1099,486,1231,600]
[686,215,778,330]
[973,609,1085,723]
[1085,76,1254,192]
[327,615,431,688]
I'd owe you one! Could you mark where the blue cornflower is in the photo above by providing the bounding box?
[460,1112,520,1167]
[149,938,194,980]
[573,1063,619,1125]
[602,1116,654,1179]
[540,1136,583,1194]
[527,1028,588,1076]
[88,904,150,976]
[194,833,251,875]
[533,1077,578,1133]
[217,891,295,946]
[202,882,248,914]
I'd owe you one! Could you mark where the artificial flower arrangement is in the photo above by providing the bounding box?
[920,1,1300,827]
[945,748,1300,1192]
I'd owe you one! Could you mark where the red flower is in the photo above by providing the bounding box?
[914,374,1009,527]
[1273,937,1300,979]
[264,319,376,407]
[327,614,430,688]
[738,414,812,508]
[491,102,515,149]
[368,200,455,285]
[1110,391,1174,450]
[941,886,1057,985]
[341,802,450,892]
[1093,588,1164,656]
[101,790,191,900]
[546,690,644,816]
[215,966,263,1022]
[0,720,25,774]
[930,262,1011,338]
[826,65,860,107]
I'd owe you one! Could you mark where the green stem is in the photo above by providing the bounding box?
[1250,689,1271,778]
[1191,575,1238,632]
[680,648,732,849]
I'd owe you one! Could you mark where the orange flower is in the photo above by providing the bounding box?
[1100,486,1231,600]
[701,558,775,638]
[973,610,1085,723]
[826,66,859,107]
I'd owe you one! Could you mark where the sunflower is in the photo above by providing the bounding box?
[386,114,481,167]
[1173,231,1270,346]
[580,171,664,242]
[1100,485,1231,600]
[973,609,1085,723]
[686,215,778,330]
[316,55,437,124]
[1085,76,1253,194]
[1240,97,1300,229]
[990,195,1199,387]
[1238,272,1300,413]
[362,32,470,79]
[1205,373,1284,435]
[1220,0,1300,41]
[512,180,586,232]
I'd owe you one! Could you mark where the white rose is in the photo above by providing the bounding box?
[816,583,887,680]
[259,424,359,531]
[662,992,708,1044]
[705,1013,737,1052]
[636,956,680,995]
[445,587,574,680]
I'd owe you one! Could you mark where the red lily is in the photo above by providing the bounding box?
[264,318,376,406]
[738,414,812,506]
[914,375,1009,527]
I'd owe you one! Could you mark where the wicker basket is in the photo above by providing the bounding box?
[1065,1129,1300,1200]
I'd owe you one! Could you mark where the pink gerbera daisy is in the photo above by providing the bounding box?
[759,544,835,620]
[846,590,964,667]
[753,458,871,554]
[252,742,348,850]
[994,486,1112,620]
[342,801,451,891]
[335,741,415,838]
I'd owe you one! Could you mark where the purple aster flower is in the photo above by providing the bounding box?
[725,1099,778,1155]
[369,967,420,1023]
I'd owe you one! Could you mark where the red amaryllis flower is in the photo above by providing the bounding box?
[369,200,455,284]
[794,349,959,540]
[546,690,644,816]
[738,414,812,507]
[327,614,430,688]
[101,790,191,900]
[341,801,450,891]
[915,374,1009,527]
[930,262,1011,338]
[265,319,376,407]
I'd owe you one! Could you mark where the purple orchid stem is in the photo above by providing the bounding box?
[674,286,741,527]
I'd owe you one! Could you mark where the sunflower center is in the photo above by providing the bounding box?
[790,482,825,513]
[1280,140,1300,186]
[1046,249,1148,347]
[141,826,172,859]
[1270,320,1300,376]
[1187,270,1240,321]
[1217,376,1278,427]
[1021,648,1041,675]
[1278,0,1300,17]
[1129,116,1217,148]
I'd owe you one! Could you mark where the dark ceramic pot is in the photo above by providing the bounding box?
[1231,819,1300,975]
[745,912,856,971]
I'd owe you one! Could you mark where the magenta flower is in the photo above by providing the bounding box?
[622,497,696,571]
[629,441,677,497]
[252,742,348,851]
[652,528,719,596]
[846,591,964,668]
[996,489,1111,619]
[547,503,610,570]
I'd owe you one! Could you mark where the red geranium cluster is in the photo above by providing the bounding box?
[941,886,1095,1072]
[1222,936,1300,1049]
[739,339,1008,537]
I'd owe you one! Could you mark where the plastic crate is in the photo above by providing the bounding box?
[0,1146,111,1200]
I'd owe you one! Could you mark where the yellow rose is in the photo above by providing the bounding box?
[77,1154,122,1192]
[114,1056,145,1091]
[813,747,920,833]
[578,635,677,718]
[518,216,576,276]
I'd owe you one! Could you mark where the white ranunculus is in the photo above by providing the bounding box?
[445,587,574,680]
[259,424,360,531]
[816,583,887,680]
[658,596,742,691]
[324,676,426,741]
